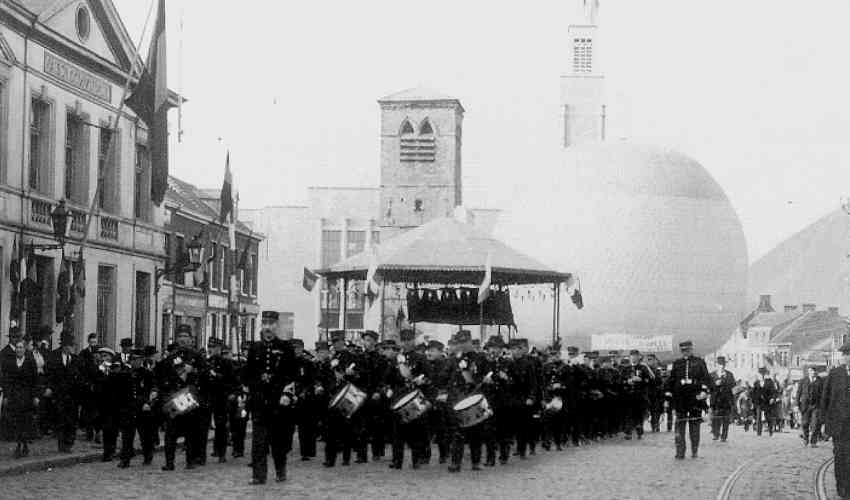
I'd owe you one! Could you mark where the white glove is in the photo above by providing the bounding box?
[280,395,292,406]
[436,393,448,402]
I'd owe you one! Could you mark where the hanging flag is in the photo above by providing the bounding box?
[125,0,172,206]
[477,251,492,305]
[219,152,233,224]
[74,256,86,298]
[365,246,380,296]
[236,242,249,270]
[21,251,39,300]
[9,234,20,285]
[193,244,206,288]
[395,307,406,328]
[56,260,71,324]
[302,267,319,292]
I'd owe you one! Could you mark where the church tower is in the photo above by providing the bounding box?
[561,0,606,148]
[377,88,464,240]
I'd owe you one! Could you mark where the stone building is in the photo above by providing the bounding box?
[159,176,262,352]
[0,0,172,349]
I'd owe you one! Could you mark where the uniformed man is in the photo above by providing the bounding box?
[542,344,567,451]
[447,330,488,472]
[245,313,297,485]
[620,349,653,440]
[665,340,710,459]
[229,342,250,459]
[424,339,452,464]
[291,338,319,461]
[322,330,358,467]
[481,335,512,465]
[118,338,134,367]
[508,338,539,458]
[117,349,156,468]
[645,354,665,433]
[205,337,237,463]
[563,346,586,446]
[158,324,208,471]
[357,330,386,463]
[709,356,736,442]
[389,328,429,470]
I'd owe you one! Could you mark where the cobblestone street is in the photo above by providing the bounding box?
[1,424,839,500]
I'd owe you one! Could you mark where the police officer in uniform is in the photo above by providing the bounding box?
[389,328,429,470]
[357,330,386,462]
[666,340,710,459]
[117,349,156,468]
[229,342,250,458]
[621,349,653,440]
[447,330,488,472]
[291,338,319,461]
[508,338,539,458]
[245,311,297,484]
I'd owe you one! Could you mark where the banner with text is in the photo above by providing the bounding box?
[591,334,673,353]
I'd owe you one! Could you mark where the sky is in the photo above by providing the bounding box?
[112,0,850,263]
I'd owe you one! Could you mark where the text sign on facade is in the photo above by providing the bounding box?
[43,52,112,102]
[591,334,673,352]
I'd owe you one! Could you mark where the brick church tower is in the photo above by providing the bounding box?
[377,88,464,240]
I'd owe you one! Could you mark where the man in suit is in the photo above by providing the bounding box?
[78,333,100,442]
[45,331,81,453]
[0,327,24,441]
[710,356,736,442]
[665,340,711,459]
[797,365,824,447]
[821,341,850,499]
[752,366,779,436]
[118,338,133,367]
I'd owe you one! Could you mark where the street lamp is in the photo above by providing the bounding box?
[154,234,203,293]
[30,199,71,252]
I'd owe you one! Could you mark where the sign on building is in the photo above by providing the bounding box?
[591,334,673,353]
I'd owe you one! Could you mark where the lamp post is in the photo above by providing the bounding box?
[153,234,203,352]
[28,199,71,253]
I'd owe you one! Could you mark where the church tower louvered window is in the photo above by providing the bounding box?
[400,118,436,162]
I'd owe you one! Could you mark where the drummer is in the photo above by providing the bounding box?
[389,329,429,470]
[424,340,452,464]
[482,335,512,465]
[447,330,488,473]
[322,330,358,467]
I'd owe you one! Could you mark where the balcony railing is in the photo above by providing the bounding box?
[70,210,87,234]
[100,216,119,241]
[30,199,52,226]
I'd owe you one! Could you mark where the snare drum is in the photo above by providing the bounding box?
[162,387,200,419]
[391,390,431,424]
[453,394,493,428]
[329,383,367,418]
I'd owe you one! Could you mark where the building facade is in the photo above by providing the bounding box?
[0,1,170,349]
[160,176,262,351]
[710,294,848,380]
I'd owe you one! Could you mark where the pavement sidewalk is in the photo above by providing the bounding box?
[0,426,252,477]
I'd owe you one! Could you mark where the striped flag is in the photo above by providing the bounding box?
[125,0,172,206]
[366,246,380,295]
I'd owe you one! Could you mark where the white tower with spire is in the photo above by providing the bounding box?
[561,0,605,148]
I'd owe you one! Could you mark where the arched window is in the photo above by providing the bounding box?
[399,117,435,163]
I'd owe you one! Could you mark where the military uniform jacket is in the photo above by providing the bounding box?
[665,356,711,413]
[509,355,539,406]
[709,369,736,411]
[244,338,296,414]
[157,347,208,404]
[446,350,486,402]
[543,360,567,401]
[620,363,653,403]
[205,354,237,406]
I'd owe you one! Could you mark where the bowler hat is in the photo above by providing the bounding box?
[143,345,158,357]
[60,332,76,347]
[330,330,346,343]
[120,337,133,347]
[427,340,444,351]
[361,330,379,341]
[716,356,726,365]
[629,349,640,356]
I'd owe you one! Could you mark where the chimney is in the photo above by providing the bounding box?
[784,305,798,313]
[828,306,839,315]
[758,294,774,312]
[802,303,816,313]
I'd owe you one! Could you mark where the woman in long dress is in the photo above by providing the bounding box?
[1,340,39,457]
